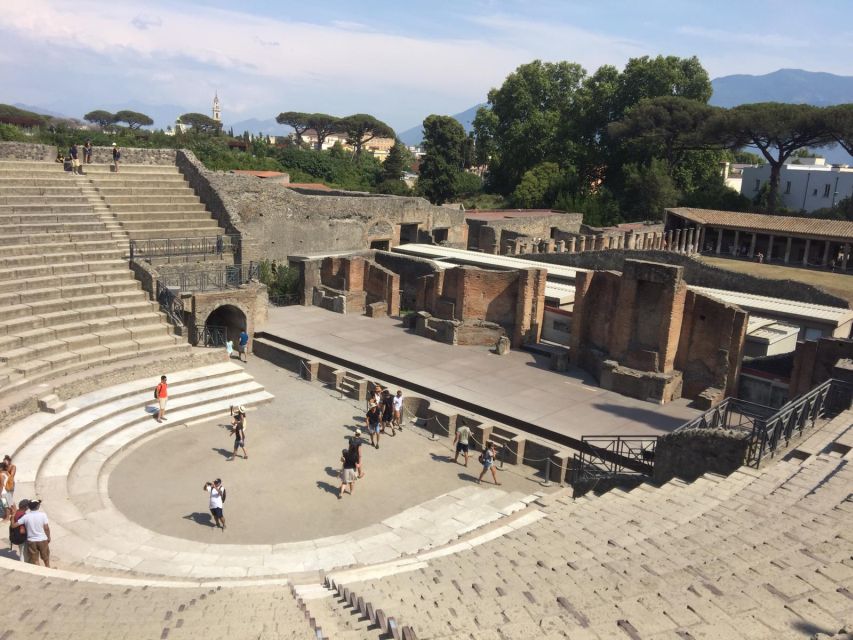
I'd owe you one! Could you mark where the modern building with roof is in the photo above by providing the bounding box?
[664,207,853,270]
[740,156,853,213]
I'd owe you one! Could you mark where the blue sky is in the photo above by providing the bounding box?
[2,0,852,131]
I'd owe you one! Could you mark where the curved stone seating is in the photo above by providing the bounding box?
[329,412,853,639]
[0,161,192,390]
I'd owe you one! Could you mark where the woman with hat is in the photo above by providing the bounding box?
[229,405,248,460]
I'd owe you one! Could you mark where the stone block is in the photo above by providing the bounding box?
[694,386,724,410]
[549,350,569,371]
[301,359,319,381]
[507,435,526,465]
[366,301,387,318]
[495,335,510,355]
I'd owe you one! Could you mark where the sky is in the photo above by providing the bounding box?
[2,0,853,131]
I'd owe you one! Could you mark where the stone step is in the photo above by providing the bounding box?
[75,164,182,174]
[0,259,128,283]
[0,239,122,258]
[122,227,226,240]
[0,161,180,174]
[0,203,94,214]
[1,221,106,234]
[119,219,221,231]
[0,211,104,224]
[0,178,86,187]
[0,279,140,307]
[0,307,160,338]
[96,187,195,196]
[0,195,89,205]
[0,230,117,246]
[0,248,123,269]
[0,186,88,195]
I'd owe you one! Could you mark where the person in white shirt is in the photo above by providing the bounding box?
[203,479,226,530]
[12,499,50,567]
[392,390,404,429]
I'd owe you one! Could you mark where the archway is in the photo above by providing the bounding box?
[204,304,247,347]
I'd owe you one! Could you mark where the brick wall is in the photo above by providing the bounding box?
[469,213,584,253]
[789,336,853,396]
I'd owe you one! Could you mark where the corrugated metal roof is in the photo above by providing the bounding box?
[691,286,853,326]
[667,207,853,240]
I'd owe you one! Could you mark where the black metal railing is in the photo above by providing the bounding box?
[158,262,259,292]
[156,279,185,327]
[269,293,300,307]
[747,378,852,465]
[129,235,240,262]
[673,378,852,467]
[570,435,658,497]
[189,324,228,347]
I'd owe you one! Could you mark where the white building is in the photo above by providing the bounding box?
[740,157,853,213]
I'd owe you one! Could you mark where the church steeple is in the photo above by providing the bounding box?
[212,92,221,123]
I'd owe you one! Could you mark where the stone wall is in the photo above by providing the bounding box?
[0,141,57,161]
[523,249,849,308]
[176,150,467,262]
[373,251,441,311]
[468,212,583,254]
[307,254,400,317]
[676,291,748,399]
[416,264,546,348]
[653,428,751,483]
[789,336,853,397]
[571,259,746,404]
[189,284,269,344]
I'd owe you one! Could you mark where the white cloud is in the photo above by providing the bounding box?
[676,25,810,49]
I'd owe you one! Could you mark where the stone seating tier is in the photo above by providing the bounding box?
[0,161,192,391]
[331,411,853,639]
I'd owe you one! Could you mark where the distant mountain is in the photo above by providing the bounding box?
[710,69,853,108]
[398,103,486,146]
[226,117,291,137]
[12,103,71,119]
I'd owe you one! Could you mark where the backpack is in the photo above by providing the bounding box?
[220,487,226,503]
[154,386,159,400]
[9,516,26,545]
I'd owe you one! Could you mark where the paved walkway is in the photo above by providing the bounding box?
[263,306,699,439]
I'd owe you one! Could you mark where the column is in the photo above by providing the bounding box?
[784,237,792,264]
[803,238,811,266]
[822,240,831,267]
[842,244,850,271]
[578,236,586,252]
[767,235,774,262]
[686,228,695,254]
[665,230,673,251]
[715,228,723,254]
[568,237,576,253]
[732,230,740,256]
[748,233,757,258]
[672,229,680,252]
[555,240,565,252]
[655,232,663,250]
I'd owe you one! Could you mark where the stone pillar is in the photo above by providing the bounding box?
[626,231,635,250]
[698,226,706,252]
[596,235,605,250]
[637,233,644,250]
[748,233,757,258]
[546,239,555,253]
[616,234,624,249]
[715,228,723,254]
[665,230,672,251]
[843,244,850,271]
[686,228,695,254]
[555,240,565,252]
[578,236,586,252]
[655,233,663,250]
[766,235,774,261]
[732,230,740,256]
[822,240,831,266]
[568,237,576,253]
[672,229,680,252]
[803,238,811,266]
[784,237,792,264]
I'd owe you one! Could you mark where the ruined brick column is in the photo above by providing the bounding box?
[568,237,576,253]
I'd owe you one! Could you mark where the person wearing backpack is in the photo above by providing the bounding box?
[338,441,360,499]
[9,499,29,562]
[155,375,168,423]
[203,479,226,530]
[12,499,51,567]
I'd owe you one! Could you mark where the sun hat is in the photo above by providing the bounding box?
[354,429,362,437]
[238,405,246,413]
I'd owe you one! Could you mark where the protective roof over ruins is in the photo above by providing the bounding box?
[667,207,853,240]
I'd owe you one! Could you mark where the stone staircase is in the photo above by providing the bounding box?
[328,411,853,639]
[0,161,192,391]
[82,162,225,244]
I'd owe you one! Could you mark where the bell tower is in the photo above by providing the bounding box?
[212,92,221,123]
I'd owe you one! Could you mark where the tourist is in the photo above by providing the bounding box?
[69,143,83,175]
[112,143,121,173]
[351,428,364,479]
[155,375,168,423]
[365,400,381,449]
[83,139,93,164]
[3,455,16,512]
[338,442,359,499]
[381,389,395,436]
[9,499,29,562]
[229,406,248,460]
[0,463,9,520]
[392,390,404,429]
[12,499,50,567]
[238,329,249,362]
[453,421,472,467]
[225,339,234,360]
[477,441,501,485]
[371,384,382,409]
[203,479,226,529]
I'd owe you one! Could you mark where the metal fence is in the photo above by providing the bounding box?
[129,235,240,262]
[156,279,185,327]
[673,378,852,467]
[570,435,658,497]
[158,262,259,292]
[189,324,228,347]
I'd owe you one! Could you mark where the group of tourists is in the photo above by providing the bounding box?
[3,454,51,566]
[56,141,122,175]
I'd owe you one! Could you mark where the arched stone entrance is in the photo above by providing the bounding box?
[205,304,247,346]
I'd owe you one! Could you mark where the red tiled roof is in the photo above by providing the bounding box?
[231,170,288,179]
[286,183,332,191]
[667,207,853,241]
[465,209,572,221]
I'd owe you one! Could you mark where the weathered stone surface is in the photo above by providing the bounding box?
[653,427,750,482]
[495,336,510,355]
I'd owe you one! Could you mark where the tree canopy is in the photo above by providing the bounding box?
[305,113,341,150]
[83,110,117,127]
[178,112,222,133]
[113,110,153,129]
[339,114,395,156]
[275,111,312,144]
[826,104,853,156]
[418,115,467,205]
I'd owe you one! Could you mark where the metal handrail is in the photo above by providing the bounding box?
[570,435,658,496]
[156,279,185,327]
[158,262,259,293]
[129,235,240,262]
[189,324,227,347]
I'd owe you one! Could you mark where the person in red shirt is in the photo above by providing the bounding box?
[156,375,168,423]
